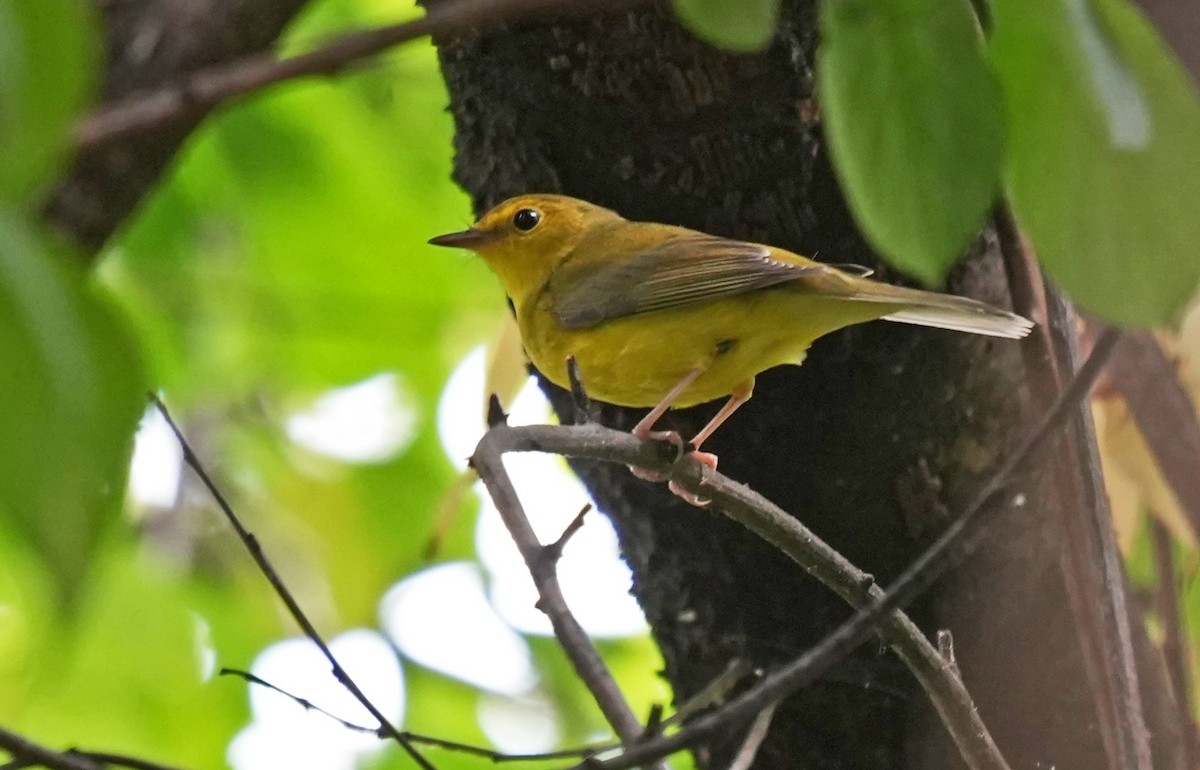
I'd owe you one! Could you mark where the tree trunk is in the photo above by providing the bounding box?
[430,2,1184,767]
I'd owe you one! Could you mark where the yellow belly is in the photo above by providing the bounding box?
[520,290,891,408]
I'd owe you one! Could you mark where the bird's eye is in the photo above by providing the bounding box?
[513,208,541,232]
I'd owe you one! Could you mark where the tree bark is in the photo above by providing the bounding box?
[430,2,1184,767]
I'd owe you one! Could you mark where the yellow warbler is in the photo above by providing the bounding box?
[431,194,1031,501]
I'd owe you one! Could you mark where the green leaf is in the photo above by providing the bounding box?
[11,548,248,766]
[0,211,142,594]
[672,0,781,52]
[818,0,1004,285]
[0,0,99,202]
[991,0,1200,325]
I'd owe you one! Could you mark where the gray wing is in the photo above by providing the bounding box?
[551,234,826,330]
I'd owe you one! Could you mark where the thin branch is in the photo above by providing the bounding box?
[150,396,435,770]
[63,754,185,770]
[0,726,186,770]
[221,669,606,764]
[468,435,660,761]
[543,503,593,563]
[726,702,778,770]
[75,0,644,151]
[219,668,377,735]
[0,727,100,770]
[1150,520,1199,766]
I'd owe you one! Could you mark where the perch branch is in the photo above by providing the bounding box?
[469,406,661,760]
[150,396,435,770]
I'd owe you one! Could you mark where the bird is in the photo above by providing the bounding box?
[430,194,1033,504]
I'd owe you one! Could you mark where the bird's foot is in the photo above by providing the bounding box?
[627,429,686,482]
[668,451,718,508]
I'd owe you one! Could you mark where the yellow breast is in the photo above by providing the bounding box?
[518,289,889,408]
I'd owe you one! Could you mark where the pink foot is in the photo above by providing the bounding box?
[628,429,686,482]
[668,451,718,507]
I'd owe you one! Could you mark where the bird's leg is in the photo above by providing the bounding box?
[628,368,704,482]
[668,380,753,507]
[688,380,754,452]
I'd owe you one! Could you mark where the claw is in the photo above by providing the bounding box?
[666,451,719,508]
[668,479,712,507]
[690,451,718,471]
[629,465,668,482]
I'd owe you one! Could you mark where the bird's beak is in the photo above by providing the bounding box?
[428,228,492,249]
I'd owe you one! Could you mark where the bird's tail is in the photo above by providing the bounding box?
[841,282,1034,339]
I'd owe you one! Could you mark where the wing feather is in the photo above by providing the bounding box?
[551,234,826,329]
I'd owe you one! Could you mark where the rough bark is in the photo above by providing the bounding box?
[45,0,312,251]
[431,2,1183,767]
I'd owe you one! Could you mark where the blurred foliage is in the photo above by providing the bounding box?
[1,0,666,767]
[991,0,1200,326]
[0,0,98,201]
[0,0,142,597]
[4,0,1200,768]
[811,0,1200,325]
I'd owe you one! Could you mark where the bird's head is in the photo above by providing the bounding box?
[429,194,624,305]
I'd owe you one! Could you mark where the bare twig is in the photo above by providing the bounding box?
[220,669,606,764]
[219,668,377,734]
[150,396,434,770]
[75,0,644,151]
[468,438,658,760]
[543,503,592,563]
[63,754,185,770]
[0,725,184,770]
[0,726,100,770]
[726,702,778,770]
[1150,520,1199,766]
[490,326,1117,770]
